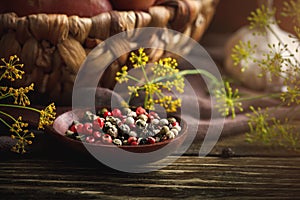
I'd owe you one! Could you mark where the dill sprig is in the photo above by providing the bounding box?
[223,0,300,150]
[0,55,56,154]
[115,48,218,113]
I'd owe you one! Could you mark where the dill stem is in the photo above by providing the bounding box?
[151,69,220,85]
[0,104,41,113]
[0,110,18,122]
[239,93,281,102]
[126,74,144,84]
[141,65,150,83]
[0,70,7,81]
[0,117,13,129]
[0,93,12,100]
[0,117,22,138]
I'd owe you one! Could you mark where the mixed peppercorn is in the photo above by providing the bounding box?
[65,106,182,146]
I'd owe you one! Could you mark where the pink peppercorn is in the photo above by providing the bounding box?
[172,121,179,127]
[86,136,95,143]
[93,131,102,139]
[93,118,104,129]
[136,106,146,115]
[130,141,138,146]
[147,114,154,123]
[149,111,159,119]
[102,134,112,144]
[129,124,136,129]
[83,123,93,135]
[147,137,156,144]
[103,111,112,118]
[75,123,84,133]
[69,124,77,133]
[127,136,137,144]
[112,108,122,118]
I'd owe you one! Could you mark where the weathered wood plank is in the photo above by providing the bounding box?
[0,156,299,199]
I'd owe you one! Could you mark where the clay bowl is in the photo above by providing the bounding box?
[46,107,188,165]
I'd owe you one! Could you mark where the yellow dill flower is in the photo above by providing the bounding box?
[129,48,149,68]
[8,83,34,106]
[11,133,34,154]
[115,66,129,83]
[0,55,25,81]
[281,84,300,105]
[152,57,184,94]
[144,83,160,96]
[166,98,181,113]
[258,43,291,80]
[248,4,276,35]
[246,107,299,150]
[0,55,56,154]
[154,95,181,113]
[9,116,27,133]
[214,82,243,119]
[115,49,187,112]
[128,85,140,97]
[231,40,257,71]
[8,116,35,154]
[38,103,56,130]
[162,76,184,93]
[143,83,161,110]
[0,86,8,95]
[152,57,179,77]
[246,106,270,143]
[144,98,155,110]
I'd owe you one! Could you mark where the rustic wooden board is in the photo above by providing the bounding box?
[0,156,299,199]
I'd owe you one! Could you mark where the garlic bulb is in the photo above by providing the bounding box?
[224,23,300,92]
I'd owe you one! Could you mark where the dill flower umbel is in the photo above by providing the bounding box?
[231,40,257,71]
[9,83,35,106]
[38,103,56,130]
[115,48,186,112]
[115,48,221,113]
[129,48,149,68]
[258,43,294,80]
[214,82,243,119]
[9,116,35,154]
[115,66,129,83]
[0,55,56,153]
[0,55,25,81]
[248,4,276,35]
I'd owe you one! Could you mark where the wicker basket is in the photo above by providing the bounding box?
[0,0,218,105]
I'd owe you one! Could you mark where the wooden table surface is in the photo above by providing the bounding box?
[1,33,300,199]
[1,120,300,199]
[2,157,300,200]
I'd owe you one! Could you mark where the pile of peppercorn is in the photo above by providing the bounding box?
[65,106,182,146]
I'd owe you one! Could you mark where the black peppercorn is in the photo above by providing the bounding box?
[139,138,148,145]
[221,147,235,158]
